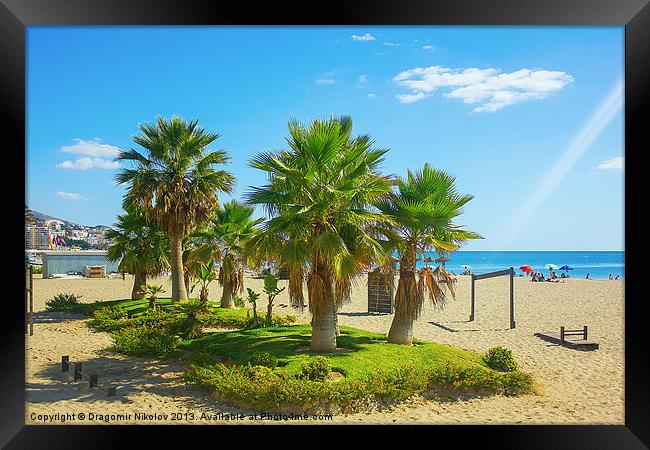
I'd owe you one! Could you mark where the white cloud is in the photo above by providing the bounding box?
[56,138,122,170]
[61,138,121,158]
[315,78,336,85]
[393,65,574,111]
[596,156,624,170]
[56,157,119,170]
[382,41,398,47]
[421,45,434,50]
[351,33,375,42]
[56,191,85,201]
[357,74,368,85]
[367,93,377,98]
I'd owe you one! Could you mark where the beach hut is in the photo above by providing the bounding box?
[367,258,396,314]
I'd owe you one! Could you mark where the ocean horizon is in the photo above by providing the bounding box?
[418,251,624,280]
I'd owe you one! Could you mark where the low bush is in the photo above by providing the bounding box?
[248,351,278,368]
[300,356,331,381]
[111,326,180,358]
[234,297,245,308]
[87,306,129,332]
[501,371,534,396]
[45,293,83,312]
[485,347,518,372]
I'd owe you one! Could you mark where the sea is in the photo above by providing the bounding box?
[417,251,624,280]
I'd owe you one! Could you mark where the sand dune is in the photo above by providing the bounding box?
[26,274,624,424]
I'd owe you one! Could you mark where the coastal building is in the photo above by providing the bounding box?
[25,225,50,250]
[41,250,120,278]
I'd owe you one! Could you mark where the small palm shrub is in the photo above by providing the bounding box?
[45,293,83,312]
[173,298,208,339]
[234,297,245,308]
[300,356,331,381]
[485,347,518,372]
[249,351,278,368]
[139,284,166,309]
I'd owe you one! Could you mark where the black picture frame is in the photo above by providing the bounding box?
[2,0,647,447]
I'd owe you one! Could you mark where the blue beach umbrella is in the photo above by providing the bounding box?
[559,265,574,271]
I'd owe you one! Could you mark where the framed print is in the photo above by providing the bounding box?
[2,0,647,447]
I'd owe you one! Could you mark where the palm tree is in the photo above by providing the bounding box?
[247,116,393,352]
[140,284,166,310]
[106,207,170,300]
[192,200,262,308]
[190,261,217,304]
[115,116,235,302]
[375,164,482,345]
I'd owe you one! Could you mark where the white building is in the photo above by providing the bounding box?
[25,225,50,250]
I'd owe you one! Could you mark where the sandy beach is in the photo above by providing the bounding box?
[26,274,624,425]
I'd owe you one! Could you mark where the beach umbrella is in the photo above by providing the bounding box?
[519,264,533,274]
[559,265,574,271]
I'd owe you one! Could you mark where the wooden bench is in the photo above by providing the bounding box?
[534,325,599,350]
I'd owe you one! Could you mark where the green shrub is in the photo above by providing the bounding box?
[30,266,43,274]
[111,326,180,358]
[87,306,129,332]
[485,347,518,372]
[45,293,83,312]
[501,371,534,396]
[249,351,278,368]
[300,356,331,381]
[234,297,245,308]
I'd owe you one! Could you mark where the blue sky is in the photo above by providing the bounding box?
[26,26,624,250]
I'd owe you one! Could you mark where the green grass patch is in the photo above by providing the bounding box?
[181,325,534,413]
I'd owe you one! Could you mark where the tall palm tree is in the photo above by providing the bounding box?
[247,116,393,352]
[375,164,482,345]
[115,116,235,302]
[192,200,263,308]
[106,207,170,300]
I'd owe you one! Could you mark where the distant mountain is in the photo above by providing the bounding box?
[30,210,109,229]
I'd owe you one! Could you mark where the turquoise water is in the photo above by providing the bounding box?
[417,251,624,280]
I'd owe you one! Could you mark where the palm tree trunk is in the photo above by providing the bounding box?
[333,302,340,336]
[266,298,273,327]
[221,279,235,308]
[387,244,417,345]
[311,272,337,352]
[131,270,147,300]
[170,233,188,302]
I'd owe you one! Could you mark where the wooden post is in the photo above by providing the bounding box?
[61,356,69,372]
[469,274,475,321]
[74,362,82,380]
[509,267,515,329]
[29,266,34,336]
[560,326,565,343]
[89,374,98,388]
[584,325,588,340]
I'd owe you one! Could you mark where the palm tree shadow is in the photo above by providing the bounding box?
[427,322,482,333]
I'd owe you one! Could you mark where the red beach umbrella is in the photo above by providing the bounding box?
[519,265,533,275]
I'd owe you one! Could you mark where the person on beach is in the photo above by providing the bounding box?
[586,273,590,279]
[609,274,613,280]
[615,274,620,280]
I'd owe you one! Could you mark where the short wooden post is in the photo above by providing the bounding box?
[107,386,116,397]
[469,274,475,321]
[509,267,515,329]
[560,326,565,343]
[61,356,69,372]
[29,266,34,336]
[583,325,588,340]
[89,374,98,388]
[74,362,82,380]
